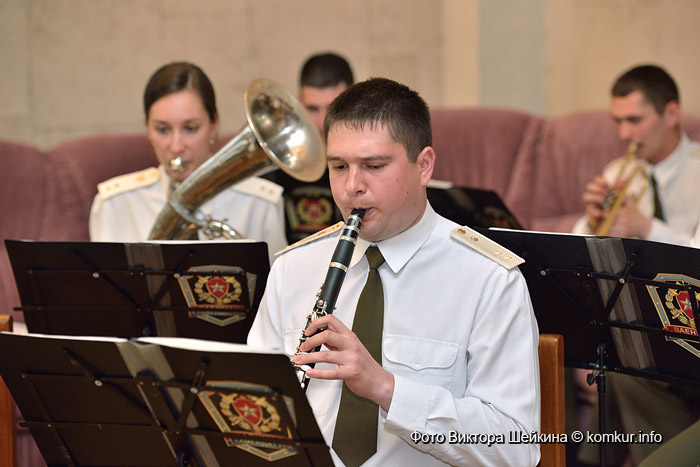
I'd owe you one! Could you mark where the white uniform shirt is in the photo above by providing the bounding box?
[89,166,288,263]
[691,217,700,247]
[248,203,541,466]
[573,133,700,245]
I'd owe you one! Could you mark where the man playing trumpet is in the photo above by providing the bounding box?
[573,64,700,246]
[574,64,700,465]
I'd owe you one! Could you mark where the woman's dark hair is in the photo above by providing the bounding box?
[143,62,217,122]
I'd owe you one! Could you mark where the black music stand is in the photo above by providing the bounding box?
[5,239,270,343]
[478,228,700,465]
[427,184,523,230]
[0,332,332,467]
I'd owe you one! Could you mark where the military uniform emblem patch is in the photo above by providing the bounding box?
[198,381,298,461]
[178,265,257,327]
[285,185,340,242]
[296,196,334,226]
[646,273,699,358]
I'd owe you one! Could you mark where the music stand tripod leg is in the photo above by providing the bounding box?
[587,343,608,467]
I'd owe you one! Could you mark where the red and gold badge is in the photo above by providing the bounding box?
[178,265,257,327]
[198,381,297,461]
[646,273,699,358]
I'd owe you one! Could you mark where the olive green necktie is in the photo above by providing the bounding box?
[332,246,385,466]
[650,173,665,221]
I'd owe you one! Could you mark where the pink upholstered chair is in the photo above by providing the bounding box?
[48,133,158,240]
[0,140,71,324]
[507,111,700,232]
[0,139,61,467]
[508,110,626,232]
[430,107,542,206]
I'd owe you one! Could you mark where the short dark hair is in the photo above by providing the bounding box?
[300,53,354,89]
[611,64,679,114]
[324,77,432,162]
[143,62,217,123]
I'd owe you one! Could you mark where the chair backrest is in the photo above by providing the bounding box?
[430,107,541,202]
[538,333,565,467]
[0,314,16,467]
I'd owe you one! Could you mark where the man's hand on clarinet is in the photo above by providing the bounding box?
[294,314,395,411]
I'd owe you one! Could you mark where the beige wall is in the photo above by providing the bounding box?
[2,0,700,149]
[442,0,700,115]
[544,0,700,116]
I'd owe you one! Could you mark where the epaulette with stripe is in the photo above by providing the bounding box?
[97,167,159,200]
[233,177,283,204]
[274,221,344,257]
[450,226,524,270]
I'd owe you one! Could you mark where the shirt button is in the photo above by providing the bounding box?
[414,355,422,364]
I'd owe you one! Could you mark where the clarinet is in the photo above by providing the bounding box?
[293,208,366,391]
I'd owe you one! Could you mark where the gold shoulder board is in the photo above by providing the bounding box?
[233,177,283,204]
[97,167,159,199]
[275,221,345,257]
[450,226,524,270]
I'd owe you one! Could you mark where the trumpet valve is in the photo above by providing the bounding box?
[601,190,617,211]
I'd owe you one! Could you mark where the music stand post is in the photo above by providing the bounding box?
[585,343,608,465]
[478,228,700,466]
[0,332,333,467]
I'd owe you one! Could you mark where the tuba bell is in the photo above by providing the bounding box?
[148,78,326,240]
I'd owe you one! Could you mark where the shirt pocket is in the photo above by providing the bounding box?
[383,334,459,389]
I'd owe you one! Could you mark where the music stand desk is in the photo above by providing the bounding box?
[0,332,332,467]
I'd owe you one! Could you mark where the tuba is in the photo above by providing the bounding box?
[148,78,326,240]
[594,142,649,236]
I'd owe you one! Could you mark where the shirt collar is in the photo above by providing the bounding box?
[350,202,436,274]
[650,132,690,186]
[158,164,172,195]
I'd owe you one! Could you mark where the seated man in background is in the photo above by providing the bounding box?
[573,64,700,245]
[574,64,700,465]
[89,62,287,263]
[248,77,541,466]
[299,52,355,137]
[265,52,354,243]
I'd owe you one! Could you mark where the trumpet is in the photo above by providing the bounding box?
[594,142,649,236]
[293,208,366,391]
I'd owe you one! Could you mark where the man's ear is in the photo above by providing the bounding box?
[663,100,680,128]
[416,146,435,186]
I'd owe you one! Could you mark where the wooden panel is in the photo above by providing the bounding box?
[538,333,566,467]
[0,315,16,467]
